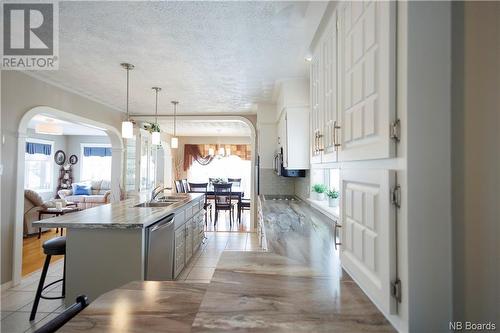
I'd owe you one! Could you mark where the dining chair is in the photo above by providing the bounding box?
[238,198,251,224]
[34,295,88,333]
[213,183,233,227]
[174,180,184,193]
[188,182,213,224]
[227,178,242,219]
[182,179,189,193]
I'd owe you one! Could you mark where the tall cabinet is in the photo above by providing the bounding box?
[310,0,399,320]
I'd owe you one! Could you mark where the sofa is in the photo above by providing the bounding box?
[24,190,51,236]
[58,180,112,209]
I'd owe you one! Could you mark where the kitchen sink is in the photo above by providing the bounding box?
[134,202,176,208]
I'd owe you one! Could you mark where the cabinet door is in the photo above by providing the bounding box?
[321,15,339,163]
[310,44,322,164]
[340,169,397,314]
[174,227,185,278]
[185,220,193,262]
[338,1,396,161]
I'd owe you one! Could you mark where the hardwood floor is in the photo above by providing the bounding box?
[22,229,64,277]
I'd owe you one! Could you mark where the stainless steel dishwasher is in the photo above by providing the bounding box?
[145,214,175,280]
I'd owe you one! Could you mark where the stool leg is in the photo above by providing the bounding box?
[30,255,51,321]
[62,255,66,297]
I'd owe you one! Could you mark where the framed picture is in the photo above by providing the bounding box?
[69,154,78,165]
[54,150,66,165]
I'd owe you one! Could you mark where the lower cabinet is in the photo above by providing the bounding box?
[173,197,206,279]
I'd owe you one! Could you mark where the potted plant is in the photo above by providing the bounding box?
[311,184,327,201]
[326,189,340,207]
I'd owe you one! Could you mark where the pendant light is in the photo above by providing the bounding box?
[151,87,161,145]
[121,63,135,139]
[171,101,179,149]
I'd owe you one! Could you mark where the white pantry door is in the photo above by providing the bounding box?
[340,169,397,315]
[338,1,397,161]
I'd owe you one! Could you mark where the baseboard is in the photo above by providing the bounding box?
[1,280,13,291]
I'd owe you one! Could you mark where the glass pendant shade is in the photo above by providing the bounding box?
[122,121,134,139]
[152,131,161,145]
[171,137,178,149]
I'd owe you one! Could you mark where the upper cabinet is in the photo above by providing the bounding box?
[279,107,310,170]
[310,1,397,163]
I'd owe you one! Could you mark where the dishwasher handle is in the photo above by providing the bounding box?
[149,214,174,232]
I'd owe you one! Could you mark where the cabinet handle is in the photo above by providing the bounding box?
[278,136,281,145]
[334,221,342,250]
[317,131,324,152]
[333,121,341,150]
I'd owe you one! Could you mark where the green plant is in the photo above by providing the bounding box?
[312,184,327,193]
[143,122,160,133]
[326,189,339,199]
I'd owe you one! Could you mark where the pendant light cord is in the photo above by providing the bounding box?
[174,103,176,136]
[154,89,158,124]
[126,67,130,120]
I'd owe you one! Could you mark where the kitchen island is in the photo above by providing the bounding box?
[33,193,205,303]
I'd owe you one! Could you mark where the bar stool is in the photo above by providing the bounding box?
[30,236,66,321]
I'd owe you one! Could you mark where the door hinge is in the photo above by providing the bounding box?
[391,278,402,303]
[391,184,401,208]
[390,118,401,142]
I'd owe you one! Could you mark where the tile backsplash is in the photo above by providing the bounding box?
[259,168,295,195]
[294,170,310,200]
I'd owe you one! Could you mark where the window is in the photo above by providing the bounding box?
[25,139,54,192]
[80,144,112,181]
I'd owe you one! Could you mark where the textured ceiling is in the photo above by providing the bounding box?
[28,1,324,115]
[139,119,251,137]
[28,115,108,136]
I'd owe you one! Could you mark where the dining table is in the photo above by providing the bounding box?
[191,184,245,222]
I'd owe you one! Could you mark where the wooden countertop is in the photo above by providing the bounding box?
[32,193,203,229]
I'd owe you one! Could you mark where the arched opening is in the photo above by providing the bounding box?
[13,106,123,284]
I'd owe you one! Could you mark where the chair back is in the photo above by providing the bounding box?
[182,179,189,193]
[34,295,89,333]
[174,180,184,193]
[214,183,233,205]
[188,182,208,193]
[227,178,242,187]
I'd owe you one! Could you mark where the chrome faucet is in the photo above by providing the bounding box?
[150,185,166,202]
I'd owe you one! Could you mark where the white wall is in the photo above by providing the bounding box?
[1,71,124,285]
[452,2,500,324]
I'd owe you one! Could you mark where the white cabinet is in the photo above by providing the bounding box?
[174,226,185,278]
[278,108,310,170]
[309,1,396,163]
[340,169,397,315]
[338,1,396,161]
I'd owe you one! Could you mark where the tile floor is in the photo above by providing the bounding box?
[0,231,260,333]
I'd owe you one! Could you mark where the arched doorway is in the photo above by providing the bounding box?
[13,106,123,284]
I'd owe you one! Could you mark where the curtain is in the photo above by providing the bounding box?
[83,146,112,157]
[184,144,251,171]
[26,142,51,155]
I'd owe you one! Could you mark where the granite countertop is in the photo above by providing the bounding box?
[258,194,343,277]
[59,281,207,333]
[32,193,203,229]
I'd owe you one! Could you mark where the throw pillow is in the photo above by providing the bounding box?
[74,184,91,196]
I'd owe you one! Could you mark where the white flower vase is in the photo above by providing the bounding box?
[328,197,339,207]
[313,192,326,201]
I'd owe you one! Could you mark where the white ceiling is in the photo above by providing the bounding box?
[28,115,108,136]
[28,1,325,115]
[139,119,251,137]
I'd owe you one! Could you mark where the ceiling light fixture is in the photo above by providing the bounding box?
[35,120,63,135]
[171,101,179,149]
[151,87,161,145]
[121,63,135,139]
